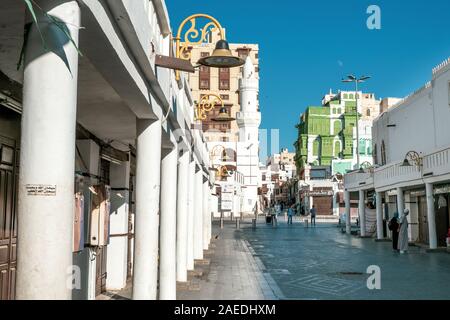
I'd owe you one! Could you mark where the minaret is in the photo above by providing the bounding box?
[236,57,261,215]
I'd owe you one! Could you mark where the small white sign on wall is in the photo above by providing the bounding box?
[26,184,57,196]
[221,193,233,202]
[221,201,233,211]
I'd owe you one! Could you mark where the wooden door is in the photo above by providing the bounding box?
[0,136,18,300]
[314,196,333,215]
[95,246,107,296]
[418,196,429,245]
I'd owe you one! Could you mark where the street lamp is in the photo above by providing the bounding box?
[401,151,422,167]
[342,75,371,169]
[195,93,235,122]
[174,14,245,80]
[358,161,372,173]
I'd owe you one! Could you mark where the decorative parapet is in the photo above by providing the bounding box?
[389,81,432,111]
[432,57,450,78]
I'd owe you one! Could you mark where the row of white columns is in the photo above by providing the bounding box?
[133,135,213,300]
[344,184,438,249]
[15,0,213,300]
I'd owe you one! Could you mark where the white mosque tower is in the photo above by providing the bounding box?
[236,56,262,215]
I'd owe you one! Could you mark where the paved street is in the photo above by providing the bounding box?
[238,218,450,300]
[177,220,280,300]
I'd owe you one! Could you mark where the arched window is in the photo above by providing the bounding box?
[373,144,378,164]
[333,120,342,135]
[381,141,386,165]
[334,140,342,158]
[349,94,354,99]
[313,138,321,157]
[366,109,371,117]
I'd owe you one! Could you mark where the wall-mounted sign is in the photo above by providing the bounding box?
[221,201,233,211]
[221,193,233,202]
[410,189,426,197]
[303,190,334,197]
[26,184,57,196]
[222,185,234,193]
[434,184,450,195]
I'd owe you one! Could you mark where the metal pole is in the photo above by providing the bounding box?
[355,80,360,169]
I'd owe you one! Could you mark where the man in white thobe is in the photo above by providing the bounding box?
[398,209,410,254]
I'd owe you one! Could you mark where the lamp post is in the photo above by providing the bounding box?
[342,75,371,169]
[174,14,245,81]
[195,93,235,123]
[400,151,422,167]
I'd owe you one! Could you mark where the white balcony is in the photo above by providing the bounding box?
[344,145,450,192]
[373,162,422,191]
[344,171,373,191]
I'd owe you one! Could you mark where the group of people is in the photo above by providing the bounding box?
[388,208,410,254]
[270,203,317,226]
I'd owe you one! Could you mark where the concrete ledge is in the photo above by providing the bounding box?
[425,247,450,253]
[195,259,210,266]
[187,269,203,278]
[374,238,391,242]
[177,279,200,291]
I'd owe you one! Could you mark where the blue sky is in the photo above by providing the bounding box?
[166,0,450,154]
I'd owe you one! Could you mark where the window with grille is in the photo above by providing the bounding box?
[219,67,230,90]
[199,53,210,90]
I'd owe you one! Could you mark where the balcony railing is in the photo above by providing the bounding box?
[344,144,450,190]
[423,147,450,177]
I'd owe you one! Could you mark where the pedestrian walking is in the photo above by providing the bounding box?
[287,205,294,225]
[398,209,410,254]
[310,205,316,227]
[388,212,400,251]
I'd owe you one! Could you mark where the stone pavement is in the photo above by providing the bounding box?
[177,220,282,300]
[240,219,450,300]
[101,218,282,300]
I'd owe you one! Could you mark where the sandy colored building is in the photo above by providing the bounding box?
[185,30,259,142]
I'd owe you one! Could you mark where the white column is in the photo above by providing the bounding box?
[16,0,80,300]
[425,183,438,249]
[194,164,204,260]
[176,151,189,282]
[376,192,383,240]
[159,146,178,300]
[345,190,351,234]
[186,158,195,270]
[132,119,162,300]
[203,179,210,250]
[359,190,366,237]
[397,187,405,217]
[208,187,214,241]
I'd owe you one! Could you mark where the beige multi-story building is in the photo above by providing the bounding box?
[186,30,259,142]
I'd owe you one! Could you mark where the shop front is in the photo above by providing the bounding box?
[304,188,334,215]
[432,184,450,247]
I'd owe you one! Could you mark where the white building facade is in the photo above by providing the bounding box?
[344,57,450,248]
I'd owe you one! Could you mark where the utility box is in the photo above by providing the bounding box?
[73,192,85,252]
[88,184,111,247]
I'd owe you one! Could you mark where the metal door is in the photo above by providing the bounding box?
[418,196,429,245]
[0,136,18,300]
